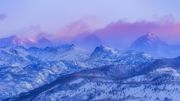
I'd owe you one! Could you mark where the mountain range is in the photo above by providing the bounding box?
[1,45,180,101]
[0,33,180,100]
[0,35,52,48]
[1,33,180,57]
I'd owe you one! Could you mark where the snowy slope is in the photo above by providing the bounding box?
[1,45,180,101]
[7,57,180,101]
[0,45,90,100]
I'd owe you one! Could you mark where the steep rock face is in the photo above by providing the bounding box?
[90,45,119,60]
[87,46,153,67]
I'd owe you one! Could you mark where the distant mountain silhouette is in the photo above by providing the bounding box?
[130,33,180,57]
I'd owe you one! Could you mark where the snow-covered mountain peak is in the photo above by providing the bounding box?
[129,33,171,57]
[92,45,118,55]
[132,33,163,47]
[146,32,159,40]
[90,45,119,59]
[0,35,38,47]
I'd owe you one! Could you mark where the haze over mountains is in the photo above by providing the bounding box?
[0,31,180,100]
[1,22,180,101]
[1,0,180,100]
[1,32,180,58]
[130,33,180,57]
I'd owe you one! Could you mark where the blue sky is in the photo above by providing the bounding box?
[0,0,180,37]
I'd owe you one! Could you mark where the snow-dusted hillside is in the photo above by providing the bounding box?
[7,57,180,101]
[0,44,90,100]
[0,44,180,101]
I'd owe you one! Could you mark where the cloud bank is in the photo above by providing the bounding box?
[3,17,180,49]
[40,19,180,48]
[86,20,180,48]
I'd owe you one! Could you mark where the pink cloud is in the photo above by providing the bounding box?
[54,17,104,41]
[91,20,180,47]
[24,18,180,49]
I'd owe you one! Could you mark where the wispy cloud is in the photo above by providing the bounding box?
[54,17,104,40]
